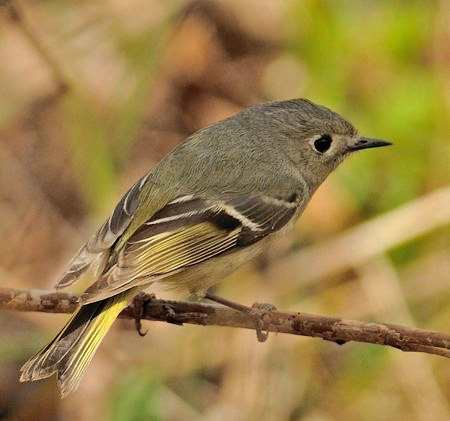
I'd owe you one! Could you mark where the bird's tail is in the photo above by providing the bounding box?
[20,292,130,397]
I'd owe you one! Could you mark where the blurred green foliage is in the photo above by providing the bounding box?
[110,371,162,421]
[288,0,448,214]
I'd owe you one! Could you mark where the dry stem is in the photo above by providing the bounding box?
[1,287,449,358]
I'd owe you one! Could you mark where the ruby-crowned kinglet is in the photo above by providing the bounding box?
[20,98,391,396]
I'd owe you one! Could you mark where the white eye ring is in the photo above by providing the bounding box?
[310,134,332,154]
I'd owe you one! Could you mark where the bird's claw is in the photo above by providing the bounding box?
[249,302,277,343]
[132,292,155,337]
[204,291,276,343]
[163,304,184,325]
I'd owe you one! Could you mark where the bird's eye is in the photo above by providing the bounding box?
[313,134,332,153]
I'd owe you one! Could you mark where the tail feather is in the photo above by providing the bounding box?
[20,293,129,397]
[19,303,101,382]
[57,296,128,397]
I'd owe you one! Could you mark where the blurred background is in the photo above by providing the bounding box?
[0,0,449,420]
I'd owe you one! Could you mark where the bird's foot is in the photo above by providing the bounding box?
[132,292,155,337]
[204,292,276,343]
[249,302,277,342]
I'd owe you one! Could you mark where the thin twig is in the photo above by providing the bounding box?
[1,287,449,358]
[1,0,70,128]
[3,0,70,92]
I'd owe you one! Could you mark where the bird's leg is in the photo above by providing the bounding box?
[204,292,276,342]
[132,292,155,337]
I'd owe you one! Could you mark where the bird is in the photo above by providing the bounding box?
[19,98,391,397]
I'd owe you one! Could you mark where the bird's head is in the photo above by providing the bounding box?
[252,98,392,186]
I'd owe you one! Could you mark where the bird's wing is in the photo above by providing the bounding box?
[81,193,298,303]
[55,173,161,290]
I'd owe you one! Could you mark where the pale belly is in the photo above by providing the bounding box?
[158,239,265,298]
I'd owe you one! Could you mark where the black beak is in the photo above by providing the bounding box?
[347,137,392,152]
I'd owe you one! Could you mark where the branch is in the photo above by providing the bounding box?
[1,0,70,130]
[1,287,449,358]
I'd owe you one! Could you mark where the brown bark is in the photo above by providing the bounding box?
[1,287,449,358]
